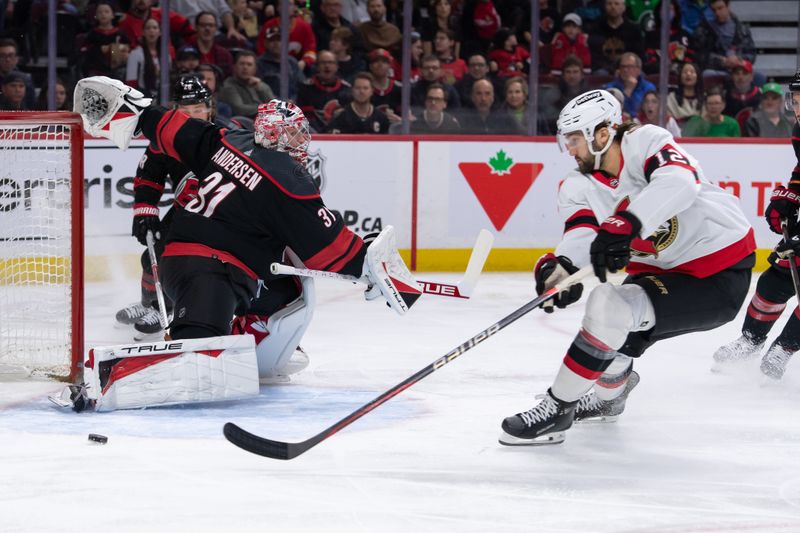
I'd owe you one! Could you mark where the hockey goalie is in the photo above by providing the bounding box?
[58,76,421,411]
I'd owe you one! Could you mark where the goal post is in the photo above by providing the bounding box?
[0,112,84,382]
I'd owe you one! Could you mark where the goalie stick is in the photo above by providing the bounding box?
[146,230,170,330]
[270,229,494,299]
[223,264,592,460]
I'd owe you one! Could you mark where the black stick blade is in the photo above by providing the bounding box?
[223,422,296,460]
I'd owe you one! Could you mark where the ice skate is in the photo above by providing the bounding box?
[260,346,310,384]
[115,302,151,326]
[760,342,795,381]
[574,371,640,423]
[711,335,764,371]
[499,389,577,446]
[133,308,165,341]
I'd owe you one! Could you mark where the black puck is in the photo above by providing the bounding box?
[88,433,108,444]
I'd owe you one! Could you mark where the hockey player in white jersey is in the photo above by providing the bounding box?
[713,71,800,380]
[500,89,756,446]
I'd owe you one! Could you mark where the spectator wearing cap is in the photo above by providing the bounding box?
[171,0,246,45]
[196,63,234,118]
[358,0,401,54]
[85,2,131,79]
[257,26,304,101]
[297,50,352,132]
[586,0,645,73]
[550,13,590,74]
[174,46,201,75]
[459,79,521,135]
[0,39,35,110]
[330,27,366,84]
[329,72,389,134]
[725,60,759,118]
[682,87,740,137]
[434,29,467,84]
[691,0,756,82]
[744,82,794,138]
[0,72,29,111]
[603,52,655,116]
[219,50,275,118]
[421,0,461,58]
[313,0,361,52]
[369,48,402,116]
[411,55,461,110]
[188,12,234,78]
[488,27,530,79]
[410,83,461,134]
[118,0,195,50]
[460,0,501,59]
[256,2,317,72]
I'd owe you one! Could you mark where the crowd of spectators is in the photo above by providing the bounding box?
[0,0,794,138]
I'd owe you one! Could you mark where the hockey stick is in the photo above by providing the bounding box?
[270,229,495,299]
[781,220,800,307]
[145,231,170,330]
[223,264,593,460]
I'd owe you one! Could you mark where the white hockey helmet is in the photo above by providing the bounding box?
[556,89,622,169]
[254,99,311,165]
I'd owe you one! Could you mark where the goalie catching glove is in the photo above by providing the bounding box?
[73,76,152,150]
[361,226,422,315]
[534,253,583,313]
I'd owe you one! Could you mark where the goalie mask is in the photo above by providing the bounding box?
[254,99,311,165]
[556,89,622,170]
[786,70,800,122]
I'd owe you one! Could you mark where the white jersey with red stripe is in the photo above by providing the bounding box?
[555,124,755,278]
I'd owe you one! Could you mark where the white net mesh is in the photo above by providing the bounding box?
[0,121,77,379]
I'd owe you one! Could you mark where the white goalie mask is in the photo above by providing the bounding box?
[556,90,622,170]
[254,99,311,165]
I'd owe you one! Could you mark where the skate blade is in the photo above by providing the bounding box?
[759,372,783,386]
[575,415,619,424]
[498,430,565,446]
[133,330,165,342]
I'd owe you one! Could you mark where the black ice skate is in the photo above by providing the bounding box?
[760,342,795,381]
[133,308,165,340]
[574,371,640,423]
[712,334,764,371]
[499,389,577,446]
[115,302,151,326]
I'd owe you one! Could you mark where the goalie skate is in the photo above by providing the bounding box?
[260,346,310,384]
[574,371,640,423]
[115,302,151,326]
[133,308,165,340]
[499,390,576,446]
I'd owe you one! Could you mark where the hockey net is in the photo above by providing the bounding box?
[0,112,83,381]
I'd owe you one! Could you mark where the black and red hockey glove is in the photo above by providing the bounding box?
[765,186,800,235]
[132,203,160,246]
[534,253,583,313]
[590,210,642,282]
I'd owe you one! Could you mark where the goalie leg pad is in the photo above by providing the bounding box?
[85,335,259,411]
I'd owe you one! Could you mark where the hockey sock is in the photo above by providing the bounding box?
[551,328,616,402]
[774,307,800,352]
[742,291,786,344]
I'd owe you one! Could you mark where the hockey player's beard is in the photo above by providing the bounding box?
[575,139,604,174]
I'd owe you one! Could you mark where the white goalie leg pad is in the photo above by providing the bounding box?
[254,274,315,381]
[363,225,422,315]
[85,335,259,411]
[581,283,655,351]
[73,76,152,150]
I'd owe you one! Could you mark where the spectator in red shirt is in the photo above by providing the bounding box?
[189,11,234,78]
[256,4,317,72]
[118,0,195,49]
[435,29,467,84]
[489,28,529,79]
[550,13,590,74]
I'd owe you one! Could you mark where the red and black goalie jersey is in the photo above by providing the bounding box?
[137,106,366,280]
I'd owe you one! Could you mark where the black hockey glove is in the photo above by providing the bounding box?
[132,204,161,246]
[775,234,800,260]
[534,253,583,313]
[590,210,642,283]
[765,186,800,235]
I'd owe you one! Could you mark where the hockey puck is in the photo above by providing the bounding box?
[88,433,108,445]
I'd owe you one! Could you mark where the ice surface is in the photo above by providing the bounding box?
[1,272,800,532]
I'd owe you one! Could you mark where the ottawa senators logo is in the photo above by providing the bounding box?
[631,217,679,258]
[305,149,327,193]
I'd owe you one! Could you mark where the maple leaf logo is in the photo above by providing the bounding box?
[489,150,514,174]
